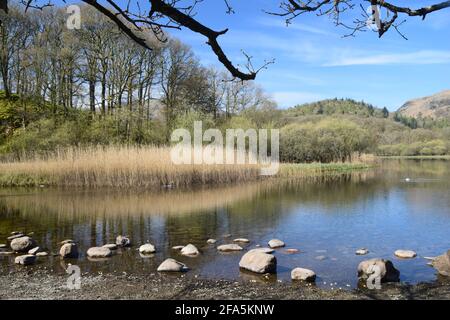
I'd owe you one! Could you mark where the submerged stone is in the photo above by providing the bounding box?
[217,244,243,252]
[87,247,112,258]
[268,239,285,249]
[394,250,417,259]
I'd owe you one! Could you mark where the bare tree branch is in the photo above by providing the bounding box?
[4,0,450,80]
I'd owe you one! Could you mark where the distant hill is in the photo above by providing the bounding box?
[398,90,450,119]
[286,98,389,118]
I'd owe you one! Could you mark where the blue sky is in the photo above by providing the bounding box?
[162,0,450,110]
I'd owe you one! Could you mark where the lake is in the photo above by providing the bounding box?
[1,159,449,289]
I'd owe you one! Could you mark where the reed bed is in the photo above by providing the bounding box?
[0,146,373,188]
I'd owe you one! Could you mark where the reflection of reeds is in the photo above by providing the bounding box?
[0,169,377,222]
[0,183,268,219]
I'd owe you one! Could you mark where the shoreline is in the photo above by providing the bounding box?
[0,268,449,300]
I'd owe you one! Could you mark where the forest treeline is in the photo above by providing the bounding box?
[0,5,276,149]
[0,5,449,162]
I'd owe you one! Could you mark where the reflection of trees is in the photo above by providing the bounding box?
[5,161,447,251]
[0,171,383,249]
[381,159,450,180]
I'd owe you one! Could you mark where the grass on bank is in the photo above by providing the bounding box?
[0,146,373,188]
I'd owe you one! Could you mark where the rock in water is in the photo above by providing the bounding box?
[268,239,285,248]
[357,258,400,283]
[206,239,217,244]
[431,250,450,276]
[0,244,7,249]
[233,238,250,243]
[139,244,156,254]
[87,247,112,258]
[239,249,277,274]
[7,234,24,241]
[60,243,79,259]
[356,248,369,255]
[15,255,37,265]
[116,235,131,247]
[285,249,299,254]
[251,247,275,254]
[217,244,243,252]
[102,244,118,250]
[10,236,36,252]
[28,247,43,255]
[60,240,74,245]
[172,245,184,250]
[181,244,199,256]
[157,258,188,272]
[394,250,417,259]
[36,252,49,257]
[291,268,316,282]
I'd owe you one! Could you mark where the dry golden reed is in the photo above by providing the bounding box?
[0,145,261,188]
[0,146,373,188]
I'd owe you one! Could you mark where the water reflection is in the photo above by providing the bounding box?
[0,160,449,288]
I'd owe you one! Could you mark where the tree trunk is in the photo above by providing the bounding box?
[89,79,95,113]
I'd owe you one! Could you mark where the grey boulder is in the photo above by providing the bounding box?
[394,250,417,259]
[60,243,79,259]
[357,258,400,283]
[356,248,369,255]
[157,258,188,272]
[15,254,37,265]
[430,250,450,276]
[239,249,277,274]
[181,244,199,256]
[10,236,36,252]
[291,268,316,282]
[116,235,131,247]
[139,244,156,254]
[87,247,112,258]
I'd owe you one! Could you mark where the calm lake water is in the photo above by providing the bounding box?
[1,160,449,289]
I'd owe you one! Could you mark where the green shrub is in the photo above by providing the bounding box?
[280,118,371,163]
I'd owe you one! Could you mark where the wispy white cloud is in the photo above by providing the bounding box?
[324,50,450,66]
[258,17,335,36]
[271,91,325,108]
